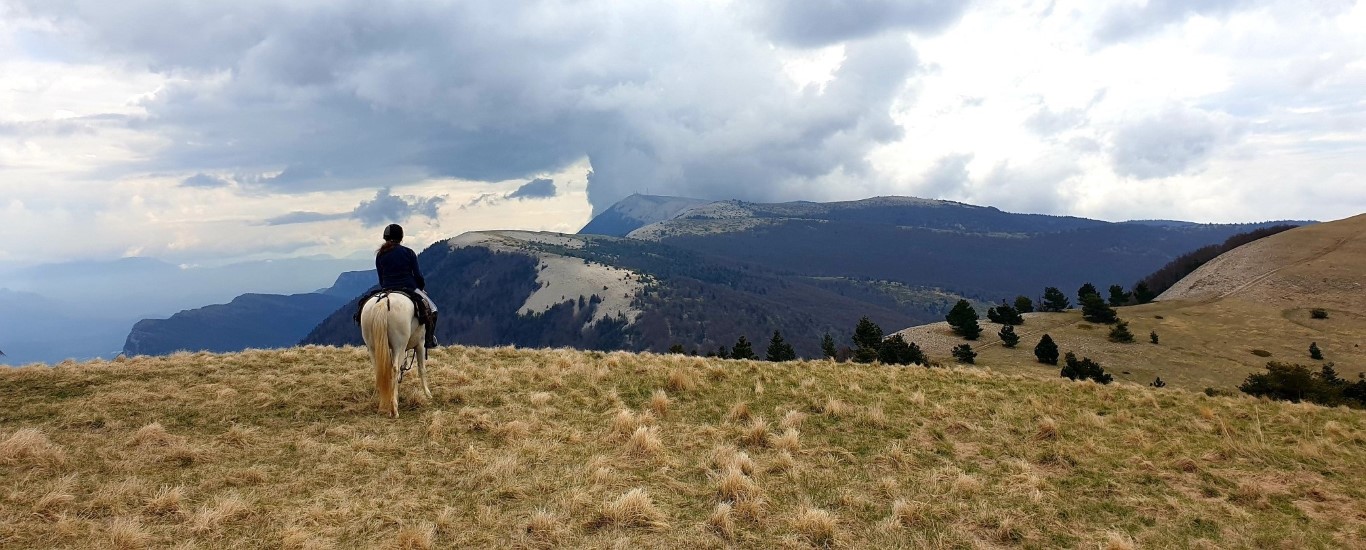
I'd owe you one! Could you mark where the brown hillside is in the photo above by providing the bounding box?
[895,214,1366,391]
[1159,213,1366,309]
[2,346,1364,548]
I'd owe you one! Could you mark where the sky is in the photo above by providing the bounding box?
[2,0,1364,268]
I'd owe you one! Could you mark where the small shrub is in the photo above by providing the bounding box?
[1150,377,1166,388]
[1108,321,1135,343]
[1310,308,1328,319]
[998,325,1020,348]
[1309,342,1323,360]
[1060,352,1113,384]
[952,344,976,364]
[1034,334,1059,365]
[1149,331,1159,345]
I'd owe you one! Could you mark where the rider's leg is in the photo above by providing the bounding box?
[415,289,439,349]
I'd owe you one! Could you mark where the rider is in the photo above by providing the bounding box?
[376,223,439,349]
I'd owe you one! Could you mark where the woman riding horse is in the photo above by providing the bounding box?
[376,224,439,349]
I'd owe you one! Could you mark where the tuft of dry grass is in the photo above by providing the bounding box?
[189,493,251,532]
[0,428,66,468]
[649,389,670,417]
[593,488,668,530]
[741,417,770,448]
[610,409,639,437]
[144,485,186,519]
[667,369,696,392]
[822,398,853,418]
[625,426,664,457]
[1036,416,1059,440]
[779,409,806,430]
[710,445,756,476]
[706,502,736,540]
[108,516,152,550]
[130,422,176,447]
[519,508,566,548]
[713,466,761,503]
[888,499,926,527]
[395,522,435,549]
[725,402,751,423]
[792,506,837,547]
[772,427,800,452]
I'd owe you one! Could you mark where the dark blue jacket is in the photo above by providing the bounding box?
[376,245,425,291]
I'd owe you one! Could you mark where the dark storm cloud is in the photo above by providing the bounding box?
[1109,107,1241,180]
[506,178,557,200]
[746,0,971,47]
[265,188,444,226]
[16,1,924,214]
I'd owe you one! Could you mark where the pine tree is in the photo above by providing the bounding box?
[1034,334,1059,365]
[766,331,797,362]
[820,333,837,360]
[998,325,1020,348]
[952,343,977,364]
[731,336,755,360]
[1077,283,1098,304]
[1150,331,1159,344]
[717,346,730,359]
[1309,342,1323,360]
[852,317,883,363]
[1132,281,1156,304]
[1014,295,1035,313]
[995,303,1024,325]
[1060,352,1113,384]
[1107,284,1131,307]
[945,300,982,340]
[1080,292,1118,324]
[1108,320,1135,343]
[668,343,685,354]
[879,334,926,366]
[1040,287,1071,312]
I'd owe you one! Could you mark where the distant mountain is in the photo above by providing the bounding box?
[578,194,712,237]
[624,196,1304,300]
[302,232,953,357]
[300,196,1307,359]
[121,270,375,356]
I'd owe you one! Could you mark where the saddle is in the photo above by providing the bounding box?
[353,288,432,326]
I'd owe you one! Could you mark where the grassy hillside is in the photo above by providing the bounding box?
[896,214,1366,392]
[3,346,1364,548]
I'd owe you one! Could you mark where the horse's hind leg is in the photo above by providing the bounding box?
[416,349,432,399]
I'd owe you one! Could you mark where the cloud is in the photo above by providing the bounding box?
[506,178,557,200]
[746,0,971,47]
[1093,0,1260,45]
[180,173,232,188]
[1025,106,1087,136]
[1109,107,1241,180]
[918,153,974,198]
[352,188,444,227]
[263,211,348,226]
[265,187,444,227]
[12,2,925,214]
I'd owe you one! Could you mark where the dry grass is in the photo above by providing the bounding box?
[1,345,1364,547]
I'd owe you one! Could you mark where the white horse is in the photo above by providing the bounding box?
[359,291,432,417]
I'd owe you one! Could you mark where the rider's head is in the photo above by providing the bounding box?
[383,224,404,243]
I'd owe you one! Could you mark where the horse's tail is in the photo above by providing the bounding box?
[364,296,398,417]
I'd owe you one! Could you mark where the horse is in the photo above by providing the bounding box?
[359,291,432,417]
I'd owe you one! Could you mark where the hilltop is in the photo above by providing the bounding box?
[895,214,1366,391]
[2,346,1363,548]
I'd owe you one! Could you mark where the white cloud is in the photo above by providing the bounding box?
[0,0,1364,267]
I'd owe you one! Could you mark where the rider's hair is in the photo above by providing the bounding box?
[377,240,401,257]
